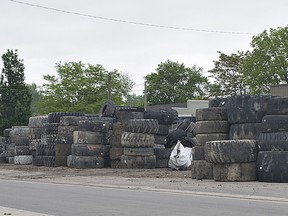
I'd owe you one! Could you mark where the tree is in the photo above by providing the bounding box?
[28,83,44,116]
[0,49,32,134]
[125,93,144,107]
[37,61,134,114]
[242,26,288,94]
[209,51,249,96]
[145,60,209,105]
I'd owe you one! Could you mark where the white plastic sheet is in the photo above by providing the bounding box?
[168,140,192,170]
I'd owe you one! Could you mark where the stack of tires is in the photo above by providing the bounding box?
[0,128,12,163]
[29,116,48,165]
[144,111,175,168]
[11,126,32,165]
[109,107,144,168]
[67,119,110,169]
[257,97,288,182]
[121,119,158,169]
[192,107,229,180]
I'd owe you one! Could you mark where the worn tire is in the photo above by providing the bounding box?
[267,97,288,115]
[67,155,109,168]
[154,135,167,145]
[226,95,270,124]
[191,160,213,180]
[73,131,108,145]
[78,120,110,132]
[166,129,186,147]
[48,112,85,123]
[59,116,87,126]
[115,107,144,122]
[154,148,171,159]
[213,163,257,182]
[229,123,261,140]
[14,155,33,165]
[258,132,288,151]
[196,108,228,121]
[121,132,154,148]
[15,146,31,155]
[195,121,229,134]
[32,156,44,166]
[123,147,154,156]
[121,155,156,169]
[128,119,159,134]
[195,134,229,146]
[55,144,72,156]
[71,144,110,156]
[110,159,123,168]
[261,115,288,133]
[257,151,288,183]
[192,146,205,160]
[205,140,258,164]
[109,147,124,160]
[144,111,174,125]
[101,100,116,117]
[156,158,169,168]
[29,116,48,127]
[155,124,169,135]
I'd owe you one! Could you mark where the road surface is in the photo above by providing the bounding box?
[0,179,287,216]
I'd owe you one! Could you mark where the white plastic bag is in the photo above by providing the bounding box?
[168,140,192,170]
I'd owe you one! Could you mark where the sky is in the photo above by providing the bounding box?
[1,0,287,94]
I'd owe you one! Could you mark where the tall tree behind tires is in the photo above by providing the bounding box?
[145,60,209,105]
[242,26,288,94]
[0,49,32,135]
[37,62,134,114]
[208,51,250,97]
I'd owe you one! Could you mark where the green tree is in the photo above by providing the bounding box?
[0,49,32,134]
[125,93,144,107]
[28,83,44,116]
[145,60,209,105]
[242,26,288,94]
[209,51,249,96]
[37,61,134,114]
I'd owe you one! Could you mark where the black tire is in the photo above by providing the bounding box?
[261,115,288,133]
[192,146,205,160]
[179,136,196,148]
[154,135,167,145]
[71,144,110,156]
[3,128,12,137]
[213,163,257,182]
[73,131,108,145]
[229,123,261,140]
[154,148,171,159]
[60,116,87,126]
[226,95,271,124]
[156,158,169,168]
[14,155,33,165]
[57,126,78,144]
[258,132,288,151]
[257,151,288,183]
[109,147,124,160]
[121,132,154,148]
[128,119,159,134]
[101,100,116,117]
[43,156,68,167]
[11,126,30,137]
[32,156,44,166]
[46,144,56,156]
[55,144,72,156]
[114,107,144,122]
[209,97,228,108]
[29,116,48,127]
[110,159,123,168]
[176,119,191,131]
[110,122,129,147]
[267,97,288,115]
[48,112,85,123]
[29,139,41,151]
[121,155,156,169]
[29,127,45,140]
[204,140,258,164]
[196,108,228,121]
[191,160,213,180]
[144,111,174,125]
[155,124,169,135]
[123,147,154,156]
[166,129,186,148]
[15,146,31,155]
[195,121,229,134]
[11,136,30,146]
[43,134,58,145]
[67,155,108,168]
[44,123,59,135]
[36,144,46,156]
[78,120,110,132]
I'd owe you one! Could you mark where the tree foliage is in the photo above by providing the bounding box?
[28,83,43,116]
[209,51,249,96]
[145,60,209,105]
[37,62,134,114]
[0,49,32,133]
[242,26,288,94]
[125,93,144,107]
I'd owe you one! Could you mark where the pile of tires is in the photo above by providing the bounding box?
[67,119,111,169]
[0,128,12,163]
[29,116,48,165]
[121,119,158,169]
[109,106,144,168]
[11,126,32,165]
[192,107,229,180]
[257,97,288,182]
[145,111,175,168]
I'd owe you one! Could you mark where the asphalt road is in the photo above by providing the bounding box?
[0,179,287,216]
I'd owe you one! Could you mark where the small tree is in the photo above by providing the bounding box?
[209,51,249,96]
[145,60,209,105]
[0,49,32,133]
[242,26,288,94]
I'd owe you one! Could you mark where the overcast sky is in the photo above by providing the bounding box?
[1,0,287,94]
